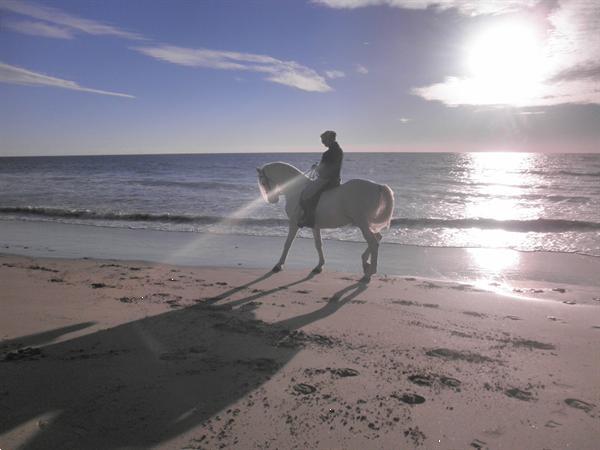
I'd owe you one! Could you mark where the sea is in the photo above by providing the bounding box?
[1,152,599,257]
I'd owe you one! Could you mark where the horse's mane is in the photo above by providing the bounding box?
[261,162,303,177]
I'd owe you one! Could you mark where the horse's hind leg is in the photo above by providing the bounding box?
[362,232,382,267]
[358,224,380,280]
[311,227,325,273]
[360,231,383,273]
[361,247,370,274]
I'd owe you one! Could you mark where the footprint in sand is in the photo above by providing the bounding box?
[504,315,521,321]
[426,348,495,364]
[470,438,488,449]
[544,420,562,428]
[463,311,487,318]
[393,392,426,405]
[3,347,43,361]
[408,374,433,387]
[565,398,595,413]
[505,387,534,401]
[331,368,359,377]
[439,376,461,389]
[408,373,461,390]
[293,383,317,395]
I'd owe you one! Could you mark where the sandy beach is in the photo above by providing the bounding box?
[1,246,599,449]
[3,0,600,447]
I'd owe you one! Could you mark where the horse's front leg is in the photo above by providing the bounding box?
[311,227,325,273]
[273,223,299,272]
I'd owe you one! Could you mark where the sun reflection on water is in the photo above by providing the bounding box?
[462,153,533,282]
[464,152,541,222]
[467,247,520,277]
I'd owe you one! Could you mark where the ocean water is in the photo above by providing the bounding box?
[1,153,599,256]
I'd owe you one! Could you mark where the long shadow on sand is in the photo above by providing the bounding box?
[0,272,367,449]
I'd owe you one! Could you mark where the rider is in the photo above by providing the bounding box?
[298,130,343,228]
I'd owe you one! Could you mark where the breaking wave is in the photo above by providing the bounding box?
[2,206,600,233]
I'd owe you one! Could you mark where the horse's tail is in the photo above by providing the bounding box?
[369,184,394,233]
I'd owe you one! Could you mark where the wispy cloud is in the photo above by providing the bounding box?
[1,1,336,93]
[355,64,369,75]
[325,70,346,79]
[312,0,538,16]
[133,45,332,93]
[0,62,134,98]
[412,76,600,107]
[551,62,600,82]
[0,0,144,40]
[3,19,74,39]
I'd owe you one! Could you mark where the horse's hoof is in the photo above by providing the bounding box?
[272,265,282,273]
[311,266,322,274]
[360,275,371,284]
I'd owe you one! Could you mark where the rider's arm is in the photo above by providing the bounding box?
[317,162,334,179]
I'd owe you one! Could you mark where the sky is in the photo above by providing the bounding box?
[0,0,599,156]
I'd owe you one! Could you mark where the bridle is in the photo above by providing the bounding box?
[257,167,278,202]
[259,169,273,192]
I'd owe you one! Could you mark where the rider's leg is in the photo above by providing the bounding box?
[298,179,327,227]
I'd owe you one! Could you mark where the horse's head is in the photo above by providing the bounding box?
[256,166,280,204]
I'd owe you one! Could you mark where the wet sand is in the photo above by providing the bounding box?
[1,254,599,449]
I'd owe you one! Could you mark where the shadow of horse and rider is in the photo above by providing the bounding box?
[0,271,368,449]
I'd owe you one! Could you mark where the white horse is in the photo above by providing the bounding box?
[257,162,394,281]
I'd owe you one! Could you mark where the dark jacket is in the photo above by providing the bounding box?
[317,142,343,187]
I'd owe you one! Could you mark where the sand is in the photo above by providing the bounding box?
[1,252,599,449]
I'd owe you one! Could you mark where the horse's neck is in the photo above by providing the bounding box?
[271,164,308,197]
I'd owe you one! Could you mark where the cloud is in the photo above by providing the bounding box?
[312,0,538,16]
[133,45,332,92]
[0,0,144,40]
[412,76,600,107]
[2,19,74,39]
[356,64,369,74]
[0,62,135,98]
[325,70,346,79]
[551,62,600,82]
[398,117,411,123]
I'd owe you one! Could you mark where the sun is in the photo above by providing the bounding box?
[464,19,545,105]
